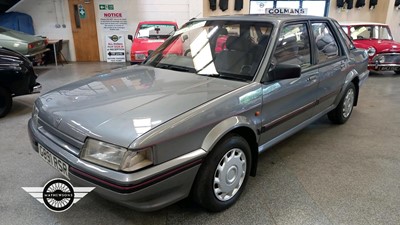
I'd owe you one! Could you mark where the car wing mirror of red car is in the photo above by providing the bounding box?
[128,34,133,41]
[182,34,188,42]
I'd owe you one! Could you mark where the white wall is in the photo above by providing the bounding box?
[10,0,76,61]
[94,0,202,61]
[385,1,400,42]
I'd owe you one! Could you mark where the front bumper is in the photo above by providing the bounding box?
[28,119,205,211]
[368,63,400,71]
[368,53,400,71]
[25,48,50,58]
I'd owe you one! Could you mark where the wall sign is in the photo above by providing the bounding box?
[249,1,273,14]
[78,4,86,19]
[265,8,307,15]
[105,35,126,62]
[99,4,114,10]
[100,11,128,31]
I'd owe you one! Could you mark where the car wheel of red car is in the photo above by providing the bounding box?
[191,134,251,212]
[0,87,12,118]
[328,82,355,124]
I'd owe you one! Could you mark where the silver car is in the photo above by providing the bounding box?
[28,15,368,212]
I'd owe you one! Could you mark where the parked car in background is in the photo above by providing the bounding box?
[0,26,48,65]
[341,22,400,74]
[29,15,368,212]
[128,21,178,64]
[0,47,41,117]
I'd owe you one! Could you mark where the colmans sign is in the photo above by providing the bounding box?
[265,8,307,15]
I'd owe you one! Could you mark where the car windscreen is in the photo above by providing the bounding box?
[143,20,273,81]
[350,25,393,40]
[136,24,177,39]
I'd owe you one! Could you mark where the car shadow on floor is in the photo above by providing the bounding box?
[369,70,398,78]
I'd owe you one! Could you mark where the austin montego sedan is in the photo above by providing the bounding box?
[28,15,369,212]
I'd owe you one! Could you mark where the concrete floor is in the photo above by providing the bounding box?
[1,62,400,225]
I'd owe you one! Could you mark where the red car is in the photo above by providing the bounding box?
[128,21,178,64]
[341,22,400,74]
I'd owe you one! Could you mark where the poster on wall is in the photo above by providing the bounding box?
[100,11,128,31]
[106,35,126,62]
[249,1,274,14]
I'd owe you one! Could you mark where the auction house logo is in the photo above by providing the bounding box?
[22,178,95,212]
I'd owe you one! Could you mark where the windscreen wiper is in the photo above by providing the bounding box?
[203,73,250,82]
[157,64,194,72]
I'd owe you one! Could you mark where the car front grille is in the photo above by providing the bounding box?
[372,53,400,64]
[37,118,83,156]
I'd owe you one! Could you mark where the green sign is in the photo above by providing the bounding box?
[79,9,86,18]
[99,4,114,10]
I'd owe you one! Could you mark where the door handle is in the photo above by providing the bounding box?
[341,61,346,69]
[307,75,317,82]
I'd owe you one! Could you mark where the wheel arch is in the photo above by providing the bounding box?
[335,69,360,107]
[351,76,360,106]
[201,116,259,176]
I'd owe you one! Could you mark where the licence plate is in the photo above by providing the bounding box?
[379,66,398,71]
[38,144,69,179]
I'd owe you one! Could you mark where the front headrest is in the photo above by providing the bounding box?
[226,36,247,51]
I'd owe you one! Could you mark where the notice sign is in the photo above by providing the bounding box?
[265,8,307,15]
[106,35,126,62]
[100,11,128,31]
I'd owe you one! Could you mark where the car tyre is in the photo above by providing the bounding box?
[394,70,400,75]
[0,87,12,118]
[191,134,251,212]
[328,82,356,124]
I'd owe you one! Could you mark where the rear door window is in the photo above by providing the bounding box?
[311,23,340,63]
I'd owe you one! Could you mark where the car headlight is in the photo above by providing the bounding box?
[367,47,376,56]
[134,53,146,60]
[377,55,385,63]
[81,139,153,172]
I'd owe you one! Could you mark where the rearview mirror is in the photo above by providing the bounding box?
[263,64,301,82]
[128,34,133,41]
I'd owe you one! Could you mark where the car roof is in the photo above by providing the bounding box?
[192,14,332,24]
[340,21,388,26]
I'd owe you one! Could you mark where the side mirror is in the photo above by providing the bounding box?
[128,34,133,41]
[263,64,301,82]
[182,34,188,42]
